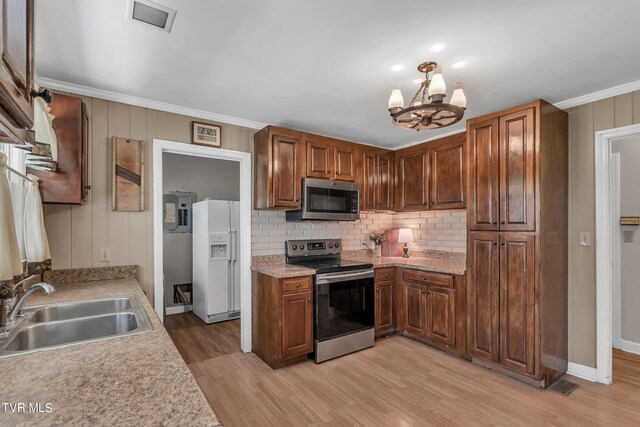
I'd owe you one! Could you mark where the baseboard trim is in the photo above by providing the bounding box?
[165,305,191,315]
[567,362,597,382]
[614,339,640,356]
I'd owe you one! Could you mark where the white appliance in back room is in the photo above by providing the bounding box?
[192,199,241,323]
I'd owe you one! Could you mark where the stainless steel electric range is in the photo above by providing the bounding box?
[285,239,375,363]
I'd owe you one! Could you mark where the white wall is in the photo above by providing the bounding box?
[162,153,239,307]
[612,136,640,345]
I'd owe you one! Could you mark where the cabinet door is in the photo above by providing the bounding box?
[281,292,313,359]
[404,282,427,336]
[0,0,34,130]
[334,145,356,181]
[306,138,333,179]
[426,286,455,347]
[467,232,500,362]
[375,280,394,337]
[361,151,377,210]
[499,234,536,375]
[429,134,465,210]
[377,153,394,210]
[468,118,499,230]
[499,108,536,231]
[272,133,302,208]
[396,150,429,211]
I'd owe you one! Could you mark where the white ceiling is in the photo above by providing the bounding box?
[35,0,640,148]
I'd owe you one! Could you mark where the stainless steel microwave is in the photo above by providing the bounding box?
[285,178,360,221]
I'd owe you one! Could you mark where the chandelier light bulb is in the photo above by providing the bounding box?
[450,82,467,109]
[428,65,446,97]
[388,88,404,110]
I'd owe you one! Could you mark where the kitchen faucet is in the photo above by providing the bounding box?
[0,280,55,332]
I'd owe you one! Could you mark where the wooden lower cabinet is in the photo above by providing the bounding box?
[397,268,467,356]
[252,273,313,369]
[374,267,395,337]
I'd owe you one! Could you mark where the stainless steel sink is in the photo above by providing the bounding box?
[0,295,152,358]
[27,297,133,322]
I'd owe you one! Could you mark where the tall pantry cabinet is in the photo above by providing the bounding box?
[466,100,568,388]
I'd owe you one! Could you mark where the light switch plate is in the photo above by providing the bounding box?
[100,247,111,262]
[579,232,591,247]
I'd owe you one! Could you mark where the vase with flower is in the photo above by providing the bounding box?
[368,230,386,257]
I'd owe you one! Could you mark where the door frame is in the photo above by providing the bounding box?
[594,123,640,384]
[152,139,252,353]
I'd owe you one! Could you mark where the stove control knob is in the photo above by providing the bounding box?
[335,243,340,248]
[292,244,298,250]
[328,243,333,248]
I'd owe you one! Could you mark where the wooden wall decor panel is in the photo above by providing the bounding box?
[112,137,145,212]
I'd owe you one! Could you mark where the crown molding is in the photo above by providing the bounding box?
[36,77,269,130]
[554,79,640,110]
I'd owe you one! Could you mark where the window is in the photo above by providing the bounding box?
[0,143,26,179]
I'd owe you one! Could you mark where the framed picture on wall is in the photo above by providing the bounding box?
[192,122,222,147]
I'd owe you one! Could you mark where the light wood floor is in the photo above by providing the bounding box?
[613,348,640,389]
[166,315,640,426]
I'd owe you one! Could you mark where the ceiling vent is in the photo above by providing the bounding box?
[126,0,177,32]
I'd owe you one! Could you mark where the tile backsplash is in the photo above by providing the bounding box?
[251,210,466,256]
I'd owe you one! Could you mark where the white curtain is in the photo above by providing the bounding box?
[0,152,23,281]
[9,179,26,261]
[24,175,51,265]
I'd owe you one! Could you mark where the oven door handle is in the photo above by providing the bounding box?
[315,269,374,284]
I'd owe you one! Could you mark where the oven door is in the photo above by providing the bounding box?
[301,178,360,221]
[314,269,375,342]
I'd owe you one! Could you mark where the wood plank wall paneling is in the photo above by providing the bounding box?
[43,93,256,303]
[567,90,640,368]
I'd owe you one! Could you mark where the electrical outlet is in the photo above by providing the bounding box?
[100,247,111,262]
[579,232,591,247]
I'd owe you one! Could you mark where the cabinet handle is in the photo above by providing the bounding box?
[307,297,311,301]
[384,274,389,278]
[296,283,301,288]
[85,185,92,191]
[327,170,332,173]
[422,290,427,294]
[492,220,498,224]
[336,172,341,175]
[500,242,505,246]
[500,220,505,224]
[492,241,497,245]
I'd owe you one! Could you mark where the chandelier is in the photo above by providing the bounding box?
[388,61,466,131]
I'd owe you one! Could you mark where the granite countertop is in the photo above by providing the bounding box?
[252,256,465,278]
[251,263,316,279]
[0,278,220,426]
[344,256,466,275]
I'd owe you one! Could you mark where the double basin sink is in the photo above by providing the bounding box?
[0,296,153,358]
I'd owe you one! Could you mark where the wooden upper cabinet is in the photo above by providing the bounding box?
[361,151,377,211]
[305,135,357,182]
[28,94,89,204]
[468,107,536,231]
[305,136,333,179]
[499,108,536,231]
[468,118,500,230]
[361,149,394,211]
[0,0,34,140]
[396,147,429,211]
[377,152,394,210]
[254,126,303,210]
[467,231,500,362]
[429,133,465,210]
[334,144,356,181]
[499,234,535,375]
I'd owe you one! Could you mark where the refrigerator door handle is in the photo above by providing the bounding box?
[227,227,232,263]
[232,227,238,262]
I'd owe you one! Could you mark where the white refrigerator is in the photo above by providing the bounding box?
[192,200,241,323]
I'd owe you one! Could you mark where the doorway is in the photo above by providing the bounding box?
[595,123,640,385]
[152,139,252,353]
